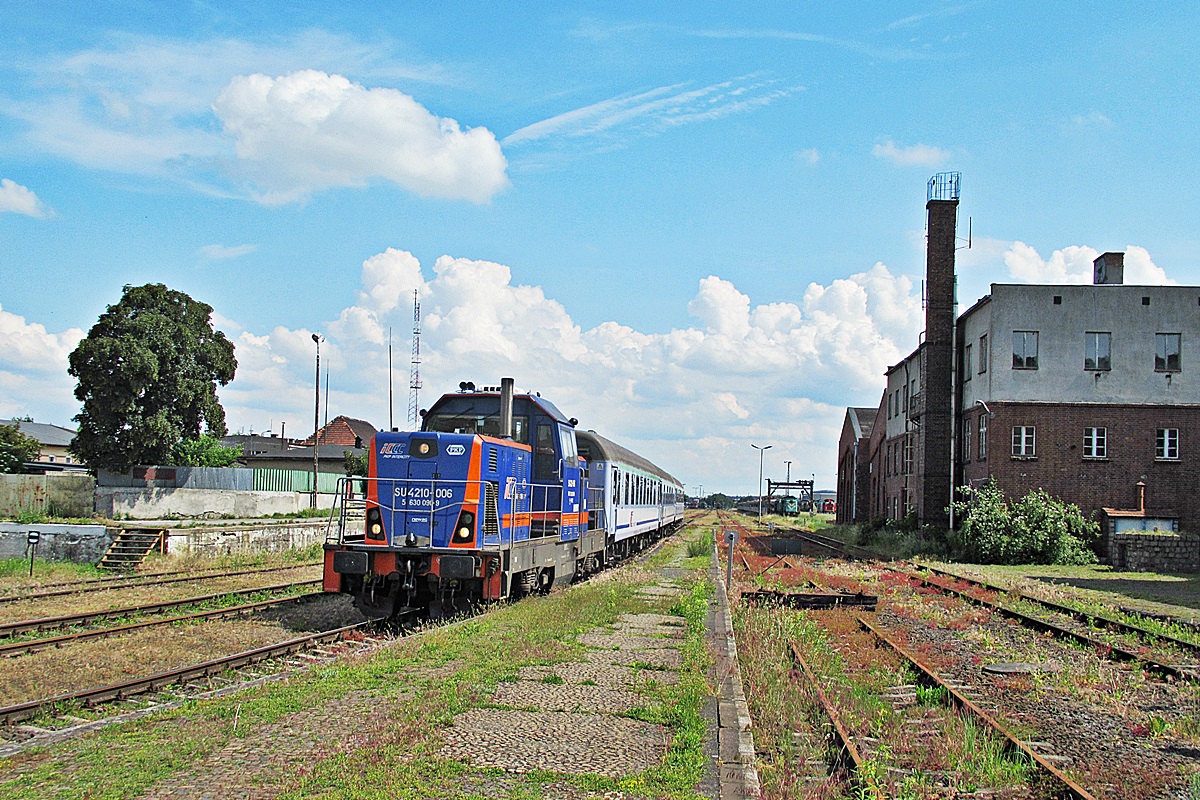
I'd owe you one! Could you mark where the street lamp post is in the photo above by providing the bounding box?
[751,444,772,519]
[311,333,322,509]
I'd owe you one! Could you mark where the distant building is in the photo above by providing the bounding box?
[223,415,379,474]
[0,418,83,470]
[299,416,379,450]
[837,174,1200,535]
[835,407,876,524]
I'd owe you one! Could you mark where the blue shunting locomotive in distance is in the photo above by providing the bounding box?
[323,378,685,617]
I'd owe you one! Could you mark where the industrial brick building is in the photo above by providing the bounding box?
[837,174,1200,535]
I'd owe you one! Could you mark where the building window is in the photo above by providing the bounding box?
[1155,333,1181,372]
[962,422,971,462]
[903,437,913,475]
[963,344,972,382]
[1012,426,1036,457]
[979,334,988,373]
[978,415,988,460]
[1157,428,1179,460]
[1013,331,1039,370]
[1085,332,1111,371]
[1083,427,1107,459]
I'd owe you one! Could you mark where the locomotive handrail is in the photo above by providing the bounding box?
[328,475,583,546]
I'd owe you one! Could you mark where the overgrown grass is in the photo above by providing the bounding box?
[0,537,714,800]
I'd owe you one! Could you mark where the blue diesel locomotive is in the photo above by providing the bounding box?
[322,378,684,617]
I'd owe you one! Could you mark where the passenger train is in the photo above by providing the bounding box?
[322,378,685,617]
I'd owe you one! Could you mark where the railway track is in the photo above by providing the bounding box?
[909,570,1200,684]
[0,620,390,755]
[0,525,684,756]
[851,615,1099,799]
[0,592,327,658]
[0,579,321,638]
[0,561,321,606]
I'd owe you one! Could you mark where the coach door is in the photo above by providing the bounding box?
[531,421,561,536]
[559,425,581,541]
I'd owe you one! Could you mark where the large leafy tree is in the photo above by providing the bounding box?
[68,284,237,472]
[0,423,41,474]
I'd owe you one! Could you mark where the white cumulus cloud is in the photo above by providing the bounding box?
[198,243,256,260]
[0,179,51,217]
[208,247,927,489]
[213,70,509,205]
[1003,242,1175,285]
[872,138,950,166]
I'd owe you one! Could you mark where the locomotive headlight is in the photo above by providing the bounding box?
[453,510,476,542]
[366,507,383,539]
[417,442,430,455]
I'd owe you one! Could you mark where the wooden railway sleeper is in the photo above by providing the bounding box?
[855,614,1099,800]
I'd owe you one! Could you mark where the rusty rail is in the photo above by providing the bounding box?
[788,641,884,799]
[0,621,374,726]
[0,562,321,606]
[0,579,322,638]
[909,572,1197,684]
[0,593,325,658]
[856,615,1098,800]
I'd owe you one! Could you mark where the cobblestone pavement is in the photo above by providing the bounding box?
[3,545,734,800]
[438,596,688,782]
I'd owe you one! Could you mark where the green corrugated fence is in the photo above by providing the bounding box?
[252,468,343,494]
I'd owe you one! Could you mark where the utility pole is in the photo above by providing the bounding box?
[388,327,393,431]
[751,444,772,519]
[311,333,322,508]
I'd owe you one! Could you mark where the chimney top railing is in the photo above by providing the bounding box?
[927,172,960,202]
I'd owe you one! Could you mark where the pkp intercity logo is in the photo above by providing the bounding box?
[446,444,466,456]
[379,443,404,455]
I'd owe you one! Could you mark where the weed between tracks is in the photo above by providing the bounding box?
[735,601,1033,799]
[0,527,714,800]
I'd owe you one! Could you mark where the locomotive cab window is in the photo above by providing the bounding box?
[533,422,557,482]
[425,410,529,444]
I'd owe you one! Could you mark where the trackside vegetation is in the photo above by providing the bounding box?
[0,530,715,800]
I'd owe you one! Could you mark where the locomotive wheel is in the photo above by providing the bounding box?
[516,569,538,597]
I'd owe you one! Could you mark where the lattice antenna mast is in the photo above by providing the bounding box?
[407,290,422,427]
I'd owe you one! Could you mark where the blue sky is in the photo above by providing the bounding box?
[1,2,1197,494]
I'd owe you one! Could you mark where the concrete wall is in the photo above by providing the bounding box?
[0,473,95,518]
[164,521,330,556]
[96,487,335,519]
[0,523,113,562]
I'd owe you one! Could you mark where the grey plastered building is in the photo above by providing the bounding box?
[837,175,1200,535]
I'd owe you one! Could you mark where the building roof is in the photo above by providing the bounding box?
[0,419,76,447]
[850,407,876,439]
[301,416,379,447]
[575,429,682,488]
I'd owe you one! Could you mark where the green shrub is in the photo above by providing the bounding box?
[686,530,714,558]
[952,481,1098,565]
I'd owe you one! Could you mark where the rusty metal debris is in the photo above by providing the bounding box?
[743,589,877,611]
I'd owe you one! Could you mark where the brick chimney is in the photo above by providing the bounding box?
[1093,252,1124,285]
[920,173,959,528]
